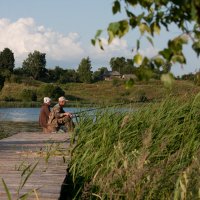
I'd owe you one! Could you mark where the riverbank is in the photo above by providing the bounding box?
[0,80,199,107]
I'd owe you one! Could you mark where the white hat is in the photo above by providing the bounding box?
[44,97,51,103]
[58,96,68,102]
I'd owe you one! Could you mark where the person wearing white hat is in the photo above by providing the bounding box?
[39,97,51,133]
[48,96,75,132]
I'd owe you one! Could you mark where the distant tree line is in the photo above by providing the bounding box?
[0,47,198,90]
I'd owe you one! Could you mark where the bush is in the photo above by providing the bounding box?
[39,84,65,100]
[194,72,200,86]
[8,74,22,84]
[121,91,130,96]
[4,96,16,102]
[21,89,37,101]
[112,79,121,87]
[23,78,41,86]
[136,90,148,102]
[0,74,5,90]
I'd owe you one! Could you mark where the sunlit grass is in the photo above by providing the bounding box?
[68,94,200,199]
[1,80,200,106]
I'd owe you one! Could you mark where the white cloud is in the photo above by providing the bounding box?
[87,37,133,68]
[0,18,84,66]
[0,17,158,69]
[138,46,158,58]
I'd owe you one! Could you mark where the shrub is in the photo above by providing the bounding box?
[8,74,22,83]
[194,72,200,86]
[39,84,65,100]
[4,96,16,102]
[21,89,37,101]
[0,74,5,90]
[121,91,130,96]
[136,90,148,102]
[112,79,120,87]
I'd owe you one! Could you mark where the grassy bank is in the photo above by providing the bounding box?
[68,94,200,199]
[0,80,200,107]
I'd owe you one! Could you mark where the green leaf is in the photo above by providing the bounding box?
[191,2,198,21]
[150,22,160,35]
[146,36,154,46]
[159,48,172,61]
[192,41,200,56]
[112,1,121,14]
[137,40,140,51]
[118,20,129,38]
[107,20,129,43]
[153,57,164,67]
[98,39,104,50]
[91,39,96,46]
[95,29,102,39]
[134,53,143,65]
[141,57,149,66]
[1,178,12,200]
[91,29,103,46]
[108,30,114,44]
[125,78,134,89]
[144,12,154,24]
[126,0,138,7]
[129,15,138,28]
[171,55,186,64]
[139,23,150,35]
[194,30,200,39]
[179,34,189,44]
[161,73,174,89]
[107,22,120,44]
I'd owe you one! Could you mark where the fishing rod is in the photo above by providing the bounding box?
[71,100,155,124]
[71,99,153,118]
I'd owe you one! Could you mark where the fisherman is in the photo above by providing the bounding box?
[39,97,51,133]
[48,96,75,132]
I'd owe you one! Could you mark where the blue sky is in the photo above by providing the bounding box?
[0,0,199,76]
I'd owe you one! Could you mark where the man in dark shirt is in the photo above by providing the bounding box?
[39,97,51,133]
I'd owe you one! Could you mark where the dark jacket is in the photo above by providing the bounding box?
[39,103,51,128]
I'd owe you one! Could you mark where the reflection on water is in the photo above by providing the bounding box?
[0,107,134,122]
[0,107,85,122]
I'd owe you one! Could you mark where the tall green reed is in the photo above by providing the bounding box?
[69,94,200,199]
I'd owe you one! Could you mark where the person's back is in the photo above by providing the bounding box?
[39,97,51,133]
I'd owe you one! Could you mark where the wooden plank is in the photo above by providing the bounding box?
[0,132,70,200]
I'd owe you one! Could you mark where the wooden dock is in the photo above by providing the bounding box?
[0,132,70,200]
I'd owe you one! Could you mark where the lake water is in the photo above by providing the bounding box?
[0,106,134,122]
[0,107,87,122]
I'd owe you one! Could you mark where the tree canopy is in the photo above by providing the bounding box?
[22,50,47,80]
[0,48,15,72]
[110,57,135,74]
[77,57,93,83]
[92,0,200,76]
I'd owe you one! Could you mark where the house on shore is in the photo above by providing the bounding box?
[103,71,122,80]
[122,74,137,81]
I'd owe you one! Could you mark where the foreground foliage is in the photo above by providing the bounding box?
[69,95,200,199]
[93,0,200,80]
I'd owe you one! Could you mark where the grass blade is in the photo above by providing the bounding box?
[20,161,39,189]
[1,178,12,200]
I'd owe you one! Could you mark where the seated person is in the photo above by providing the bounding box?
[39,97,51,133]
[48,96,75,132]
